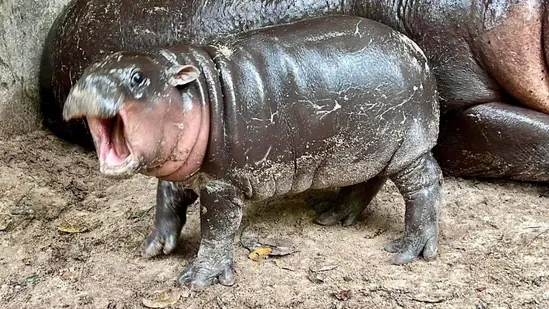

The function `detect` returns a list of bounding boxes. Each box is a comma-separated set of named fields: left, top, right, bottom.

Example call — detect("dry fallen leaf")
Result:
left=260, top=238, right=296, bottom=256
left=248, top=247, right=273, bottom=261
left=57, top=225, right=87, bottom=233
left=307, top=272, right=326, bottom=284
left=242, top=236, right=296, bottom=261
left=333, top=290, right=352, bottom=301
left=57, top=218, right=88, bottom=233
left=142, top=289, right=181, bottom=308
left=61, top=271, right=77, bottom=281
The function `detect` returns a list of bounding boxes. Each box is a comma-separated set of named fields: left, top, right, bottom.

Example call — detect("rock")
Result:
left=0, top=0, right=70, bottom=138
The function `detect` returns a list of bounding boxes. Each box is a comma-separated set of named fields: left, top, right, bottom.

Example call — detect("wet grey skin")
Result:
left=63, top=16, right=443, bottom=287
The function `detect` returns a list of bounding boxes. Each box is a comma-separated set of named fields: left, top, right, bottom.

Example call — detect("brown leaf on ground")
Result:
left=333, top=290, right=352, bottom=301
left=248, top=247, right=273, bottom=261
left=308, top=272, right=326, bottom=284
left=242, top=236, right=296, bottom=260
left=57, top=218, right=89, bottom=233
left=142, top=289, right=181, bottom=308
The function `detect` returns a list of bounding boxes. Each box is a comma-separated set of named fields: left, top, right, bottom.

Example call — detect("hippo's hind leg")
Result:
left=434, top=102, right=549, bottom=182
left=387, top=152, right=443, bottom=264
left=143, top=180, right=198, bottom=257
left=179, top=181, right=243, bottom=287
left=315, top=176, right=387, bottom=226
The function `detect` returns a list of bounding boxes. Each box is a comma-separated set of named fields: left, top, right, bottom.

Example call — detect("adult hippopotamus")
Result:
left=62, top=16, right=443, bottom=287
left=40, top=0, right=549, bottom=184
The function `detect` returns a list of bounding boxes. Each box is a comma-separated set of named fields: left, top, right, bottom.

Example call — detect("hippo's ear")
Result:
left=167, top=64, right=201, bottom=87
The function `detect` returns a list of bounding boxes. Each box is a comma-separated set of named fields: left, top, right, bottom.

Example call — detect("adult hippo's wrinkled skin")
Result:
left=40, top=0, right=549, bottom=183
left=62, top=16, right=443, bottom=287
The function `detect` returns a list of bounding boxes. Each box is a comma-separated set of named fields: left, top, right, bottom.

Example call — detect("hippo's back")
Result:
left=207, top=16, right=439, bottom=176
left=39, top=0, right=350, bottom=148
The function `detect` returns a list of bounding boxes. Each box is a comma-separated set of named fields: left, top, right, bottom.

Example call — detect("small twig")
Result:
left=369, top=287, right=409, bottom=295
left=526, top=228, right=549, bottom=247
left=134, top=227, right=147, bottom=239
left=144, top=205, right=155, bottom=215
left=410, top=296, right=447, bottom=304
left=395, top=298, right=406, bottom=308
left=14, top=184, right=36, bottom=208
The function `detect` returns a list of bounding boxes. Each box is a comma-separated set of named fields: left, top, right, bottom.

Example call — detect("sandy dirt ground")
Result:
left=0, top=129, right=548, bottom=309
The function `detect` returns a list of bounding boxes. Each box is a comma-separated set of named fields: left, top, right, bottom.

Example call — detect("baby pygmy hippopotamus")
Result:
left=63, top=15, right=443, bottom=287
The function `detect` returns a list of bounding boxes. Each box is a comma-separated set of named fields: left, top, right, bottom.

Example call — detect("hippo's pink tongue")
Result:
left=111, top=116, right=130, bottom=161
left=87, top=116, right=130, bottom=167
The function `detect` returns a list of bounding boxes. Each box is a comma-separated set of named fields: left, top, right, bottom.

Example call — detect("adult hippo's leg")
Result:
left=434, top=103, right=549, bottom=182
left=315, top=176, right=387, bottom=226
left=143, top=180, right=198, bottom=257
left=386, top=153, right=443, bottom=264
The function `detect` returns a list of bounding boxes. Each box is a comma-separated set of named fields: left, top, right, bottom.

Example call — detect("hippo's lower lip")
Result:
left=86, top=115, right=139, bottom=178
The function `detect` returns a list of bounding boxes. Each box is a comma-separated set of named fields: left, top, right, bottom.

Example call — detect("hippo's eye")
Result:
left=131, top=71, right=145, bottom=87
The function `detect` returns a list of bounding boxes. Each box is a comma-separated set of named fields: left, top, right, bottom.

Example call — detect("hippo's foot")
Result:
left=434, top=103, right=549, bottom=182
left=315, top=176, right=386, bottom=226
left=388, top=152, right=442, bottom=264
left=143, top=181, right=198, bottom=258
left=384, top=226, right=438, bottom=264
left=178, top=239, right=236, bottom=287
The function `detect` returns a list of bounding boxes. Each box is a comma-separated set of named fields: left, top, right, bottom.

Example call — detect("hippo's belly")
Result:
left=226, top=132, right=399, bottom=200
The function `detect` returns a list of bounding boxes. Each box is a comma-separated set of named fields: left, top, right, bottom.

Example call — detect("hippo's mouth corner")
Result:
left=86, top=115, right=139, bottom=178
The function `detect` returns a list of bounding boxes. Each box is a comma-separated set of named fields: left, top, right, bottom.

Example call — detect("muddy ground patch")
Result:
left=1, top=130, right=548, bottom=308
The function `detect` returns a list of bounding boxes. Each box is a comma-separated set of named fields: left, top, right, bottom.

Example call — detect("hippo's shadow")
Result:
left=243, top=188, right=403, bottom=233
left=170, top=187, right=405, bottom=260
left=169, top=205, right=204, bottom=261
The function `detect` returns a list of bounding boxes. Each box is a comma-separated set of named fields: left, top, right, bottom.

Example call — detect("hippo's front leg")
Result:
left=143, top=180, right=198, bottom=257
left=386, top=153, right=443, bottom=264
left=178, top=181, right=243, bottom=287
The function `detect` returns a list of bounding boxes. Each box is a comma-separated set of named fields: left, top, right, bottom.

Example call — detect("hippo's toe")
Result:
left=142, top=226, right=180, bottom=257
left=178, top=257, right=236, bottom=287
left=384, top=225, right=439, bottom=264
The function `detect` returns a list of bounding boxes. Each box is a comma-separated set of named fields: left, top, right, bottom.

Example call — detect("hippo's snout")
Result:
left=63, top=75, right=126, bottom=121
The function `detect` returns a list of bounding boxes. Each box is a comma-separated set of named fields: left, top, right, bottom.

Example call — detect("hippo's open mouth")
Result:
left=86, top=115, right=139, bottom=177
